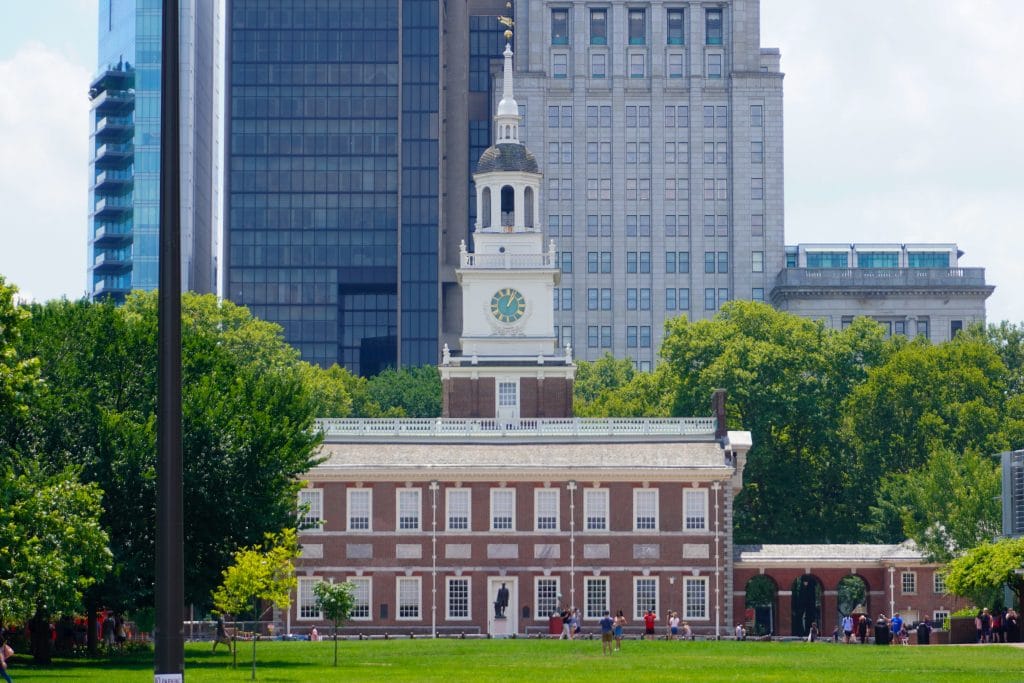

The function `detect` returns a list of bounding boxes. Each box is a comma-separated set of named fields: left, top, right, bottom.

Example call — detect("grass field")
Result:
left=3, top=639, right=1021, bottom=682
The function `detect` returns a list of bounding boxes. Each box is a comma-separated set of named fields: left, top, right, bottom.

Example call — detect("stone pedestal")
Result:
left=489, top=616, right=512, bottom=638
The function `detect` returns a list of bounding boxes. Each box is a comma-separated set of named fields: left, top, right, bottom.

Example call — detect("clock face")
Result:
left=490, top=287, right=527, bottom=323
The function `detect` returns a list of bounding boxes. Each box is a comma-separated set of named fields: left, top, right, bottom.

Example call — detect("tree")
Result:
left=312, top=580, right=355, bottom=667
left=365, top=366, right=442, bottom=417
left=574, top=354, right=670, bottom=417
left=0, top=276, right=39, bottom=463
left=212, top=529, right=299, bottom=679
left=944, top=537, right=1024, bottom=609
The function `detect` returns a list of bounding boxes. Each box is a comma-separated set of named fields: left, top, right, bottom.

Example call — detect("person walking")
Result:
left=212, top=614, right=233, bottom=653
left=841, top=614, right=854, bottom=643
left=600, top=612, right=615, bottom=655
left=0, top=638, right=13, bottom=683
left=613, top=611, right=626, bottom=651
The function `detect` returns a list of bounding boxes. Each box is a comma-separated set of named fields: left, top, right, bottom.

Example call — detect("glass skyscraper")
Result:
left=88, top=0, right=219, bottom=302
left=225, top=0, right=440, bottom=373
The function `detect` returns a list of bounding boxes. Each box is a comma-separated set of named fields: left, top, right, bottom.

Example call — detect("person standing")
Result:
left=806, top=622, right=819, bottom=642
left=841, top=614, right=854, bottom=643
left=600, top=612, right=615, bottom=655
left=668, top=612, right=680, bottom=640
left=889, top=613, right=903, bottom=645
left=874, top=614, right=889, bottom=646
left=643, top=609, right=657, bottom=640
left=613, top=611, right=626, bottom=651
left=559, top=607, right=572, bottom=640
left=916, top=620, right=932, bottom=645
left=857, top=615, right=868, bottom=644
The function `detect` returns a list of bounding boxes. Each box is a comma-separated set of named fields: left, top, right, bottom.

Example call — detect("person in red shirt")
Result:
left=643, top=609, right=657, bottom=640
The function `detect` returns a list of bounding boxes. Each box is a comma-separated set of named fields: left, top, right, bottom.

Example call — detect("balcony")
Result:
left=89, top=67, right=134, bottom=95
left=92, top=277, right=131, bottom=302
left=90, top=89, right=134, bottom=116
left=93, top=250, right=132, bottom=274
left=93, top=169, right=134, bottom=193
left=94, top=115, right=134, bottom=143
left=93, top=142, right=134, bottom=169
left=774, top=267, right=989, bottom=290
left=91, top=196, right=132, bottom=220
left=93, top=222, right=133, bottom=247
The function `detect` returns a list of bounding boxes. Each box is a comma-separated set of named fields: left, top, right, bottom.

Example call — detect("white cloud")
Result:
left=763, top=0, right=1024, bottom=323
left=0, top=42, right=91, bottom=302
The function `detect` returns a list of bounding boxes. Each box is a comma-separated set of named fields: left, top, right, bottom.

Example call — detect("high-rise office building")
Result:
left=88, top=0, right=220, bottom=302
left=499, top=0, right=783, bottom=368
left=225, top=0, right=442, bottom=373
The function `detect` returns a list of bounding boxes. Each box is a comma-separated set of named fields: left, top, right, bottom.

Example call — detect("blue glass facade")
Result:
left=226, top=0, right=441, bottom=374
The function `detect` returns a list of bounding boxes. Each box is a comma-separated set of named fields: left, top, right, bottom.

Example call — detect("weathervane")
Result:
left=498, top=1, right=514, bottom=42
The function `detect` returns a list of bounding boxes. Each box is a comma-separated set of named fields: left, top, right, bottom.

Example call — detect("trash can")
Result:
left=549, top=615, right=563, bottom=636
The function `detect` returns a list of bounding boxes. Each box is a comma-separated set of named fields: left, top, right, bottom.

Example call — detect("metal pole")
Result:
left=155, top=0, right=184, bottom=679
left=430, top=481, right=439, bottom=638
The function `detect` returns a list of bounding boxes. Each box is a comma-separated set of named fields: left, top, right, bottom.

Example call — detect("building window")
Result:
left=587, top=289, right=598, bottom=310
left=561, top=288, right=573, bottom=310
left=397, top=577, right=421, bottom=620
left=634, top=577, right=659, bottom=619
left=553, top=52, right=569, bottom=79
left=535, top=488, right=559, bottom=530
left=751, top=141, right=763, bottom=163
left=684, top=489, right=708, bottom=530
left=705, top=8, right=723, bottom=45
left=548, top=106, right=560, bottom=128
left=901, top=571, right=917, bottom=595
left=751, top=177, right=764, bottom=200
left=933, top=610, right=950, bottom=625
left=752, top=287, right=765, bottom=302
left=627, top=326, right=638, bottom=348
left=752, top=214, right=764, bottom=236
left=752, top=251, right=764, bottom=273
left=704, top=252, right=715, bottom=274
left=719, top=288, right=729, bottom=307
left=601, top=288, right=612, bottom=311
left=668, top=52, right=685, bottom=78
left=703, top=143, right=715, bottom=165
left=951, top=320, right=963, bottom=338
left=716, top=106, right=728, bottom=127
left=640, top=252, right=651, bottom=273
left=917, top=319, right=930, bottom=340
left=347, top=488, right=371, bottom=531
left=561, top=326, right=573, bottom=348
left=684, top=577, right=708, bottom=619
left=640, top=326, right=651, bottom=348
left=297, top=577, right=322, bottom=619
left=666, top=288, right=677, bottom=310
left=933, top=572, right=947, bottom=594
left=703, top=106, right=715, bottom=128
left=628, top=9, right=646, bottom=45
left=601, top=251, right=612, bottom=273
left=630, top=53, right=646, bottom=78
left=640, top=289, right=651, bottom=311
left=591, top=52, right=607, bottom=78
left=679, top=251, right=690, bottom=273
left=588, top=326, right=599, bottom=348
left=397, top=489, right=421, bottom=531
left=707, top=53, right=722, bottom=79
left=717, top=142, right=728, bottom=164
left=908, top=251, right=951, bottom=268
left=665, top=252, right=677, bottom=274
left=751, top=104, right=763, bottom=127
left=627, top=252, right=638, bottom=274
left=350, top=578, right=371, bottom=619
left=585, top=577, right=610, bottom=620
left=446, top=578, right=470, bottom=620
left=634, top=489, right=658, bottom=531
left=679, top=288, right=690, bottom=310
left=806, top=251, right=848, bottom=268
left=561, top=251, right=572, bottom=273
left=667, top=9, right=685, bottom=45
left=627, top=289, right=638, bottom=311
left=298, top=488, right=323, bottom=529
left=590, top=9, right=607, bottom=44
left=601, top=326, right=611, bottom=348
left=446, top=488, right=470, bottom=531
left=552, top=8, right=569, bottom=45
left=718, top=251, right=729, bottom=273
left=491, top=488, right=516, bottom=531
left=587, top=252, right=599, bottom=274
left=584, top=488, right=609, bottom=531
left=857, top=251, right=898, bottom=268
left=537, top=578, right=560, bottom=619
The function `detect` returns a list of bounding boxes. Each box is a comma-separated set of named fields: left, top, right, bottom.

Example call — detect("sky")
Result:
left=0, top=1, right=1022, bottom=322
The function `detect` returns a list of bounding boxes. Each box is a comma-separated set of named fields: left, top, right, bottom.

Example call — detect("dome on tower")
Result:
left=475, top=143, right=539, bottom=175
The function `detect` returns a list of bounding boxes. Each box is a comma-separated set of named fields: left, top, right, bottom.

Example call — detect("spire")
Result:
left=494, top=8, right=520, bottom=145
left=496, top=41, right=517, bottom=119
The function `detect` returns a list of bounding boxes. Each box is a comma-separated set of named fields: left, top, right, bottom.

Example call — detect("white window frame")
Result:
left=633, top=576, right=659, bottom=619
left=633, top=488, right=659, bottom=532
left=901, top=571, right=917, bottom=595
left=584, top=576, right=610, bottom=620
left=535, top=577, right=561, bottom=620
left=396, top=576, right=422, bottom=621
left=933, top=610, right=949, bottom=624
left=347, top=488, right=372, bottom=532
left=446, top=577, right=471, bottom=621
left=298, top=488, right=323, bottom=530
left=684, top=577, right=709, bottom=620
left=684, top=488, right=708, bottom=531
left=552, top=51, right=569, bottom=79
left=933, top=572, right=947, bottom=594
left=349, top=577, right=372, bottom=620
left=396, top=488, right=422, bottom=532
left=668, top=51, right=685, bottom=78
left=445, top=487, right=471, bottom=532
left=490, top=488, right=516, bottom=532
left=583, top=488, right=609, bottom=531
left=535, top=488, right=560, bottom=531
left=297, top=577, right=322, bottom=620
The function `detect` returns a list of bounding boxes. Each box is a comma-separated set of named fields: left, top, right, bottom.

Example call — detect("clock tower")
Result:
left=441, top=33, right=575, bottom=420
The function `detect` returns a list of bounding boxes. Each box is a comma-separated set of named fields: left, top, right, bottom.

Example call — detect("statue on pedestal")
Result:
left=494, top=582, right=509, bottom=618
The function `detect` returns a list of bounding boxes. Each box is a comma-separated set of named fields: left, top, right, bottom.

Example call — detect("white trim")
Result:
left=297, top=576, right=322, bottom=620
left=633, top=576, right=659, bottom=620
left=445, top=487, right=472, bottom=532
left=683, top=488, right=708, bottom=531
left=633, top=488, right=659, bottom=532
left=583, top=488, right=609, bottom=532
left=348, top=576, right=372, bottom=621
left=901, top=570, right=917, bottom=595
left=298, top=487, right=323, bottom=530
left=584, top=576, right=610, bottom=620
left=396, top=488, right=422, bottom=532
left=932, top=571, right=947, bottom=594
left=396, top=576, right=422, bottom=621
left=490, top=488, right=517, bottom=532
left=347, top=488, right=372, bottom=532
left=534, top=488, right=560, bottom=531
left=683, top=576, right=709, bottom=621
left=446, top=576, right=472, bottom=621
left=534, top=576, right=561, bottom=621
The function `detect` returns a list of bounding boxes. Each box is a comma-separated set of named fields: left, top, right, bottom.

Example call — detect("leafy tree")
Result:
left=0, top=276, right=40, bottom=462
left=312, top=580, right=355, bottom=666
left=944, top=537, right=1024, bottom=609
left=365, top=365, right=441, bottom=417
left=212, top=529, right=299, bottom=679
left=574, top=354, right=670, bottom=417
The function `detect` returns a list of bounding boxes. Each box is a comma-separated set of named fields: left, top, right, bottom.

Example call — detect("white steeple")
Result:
left=494, top=40, right=520, bottom=144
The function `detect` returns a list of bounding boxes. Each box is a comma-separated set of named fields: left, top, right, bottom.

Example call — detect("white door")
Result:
left=496, top=380, right=519, bottom=423
left=487, top=577, right=517, bottom=635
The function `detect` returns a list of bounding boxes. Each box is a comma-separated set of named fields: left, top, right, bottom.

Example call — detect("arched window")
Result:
left=500, top=185, right=515, bottom=227
left=523, top=187, right=534, bottom=228
left=481, top=187, right=492, bottom=228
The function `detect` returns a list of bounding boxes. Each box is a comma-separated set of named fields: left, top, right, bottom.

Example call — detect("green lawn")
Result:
left=4, top=639, right=1021, bottom=682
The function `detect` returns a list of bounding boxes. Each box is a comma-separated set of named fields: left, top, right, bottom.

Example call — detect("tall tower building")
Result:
left=507, top=0, right=784, bottom=368
left=88, top=0, right=221, bottom=302
left=224, top=0, right=442, bottom=373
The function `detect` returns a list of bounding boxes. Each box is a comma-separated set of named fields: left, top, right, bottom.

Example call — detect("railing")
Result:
left=775, top=267, right=988, bottom=288
left=316, top=417, right=717, bottom=439
left=460, top=252, right=555, bottom=269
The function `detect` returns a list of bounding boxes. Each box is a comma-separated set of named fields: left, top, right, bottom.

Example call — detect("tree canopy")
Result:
left=945, top=537, right=1024, bottom=609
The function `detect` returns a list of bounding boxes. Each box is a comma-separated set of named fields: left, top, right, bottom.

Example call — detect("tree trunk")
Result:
left=29, top=606, right=52, bottom=665
left=85, top=595, right=99, bottom=656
